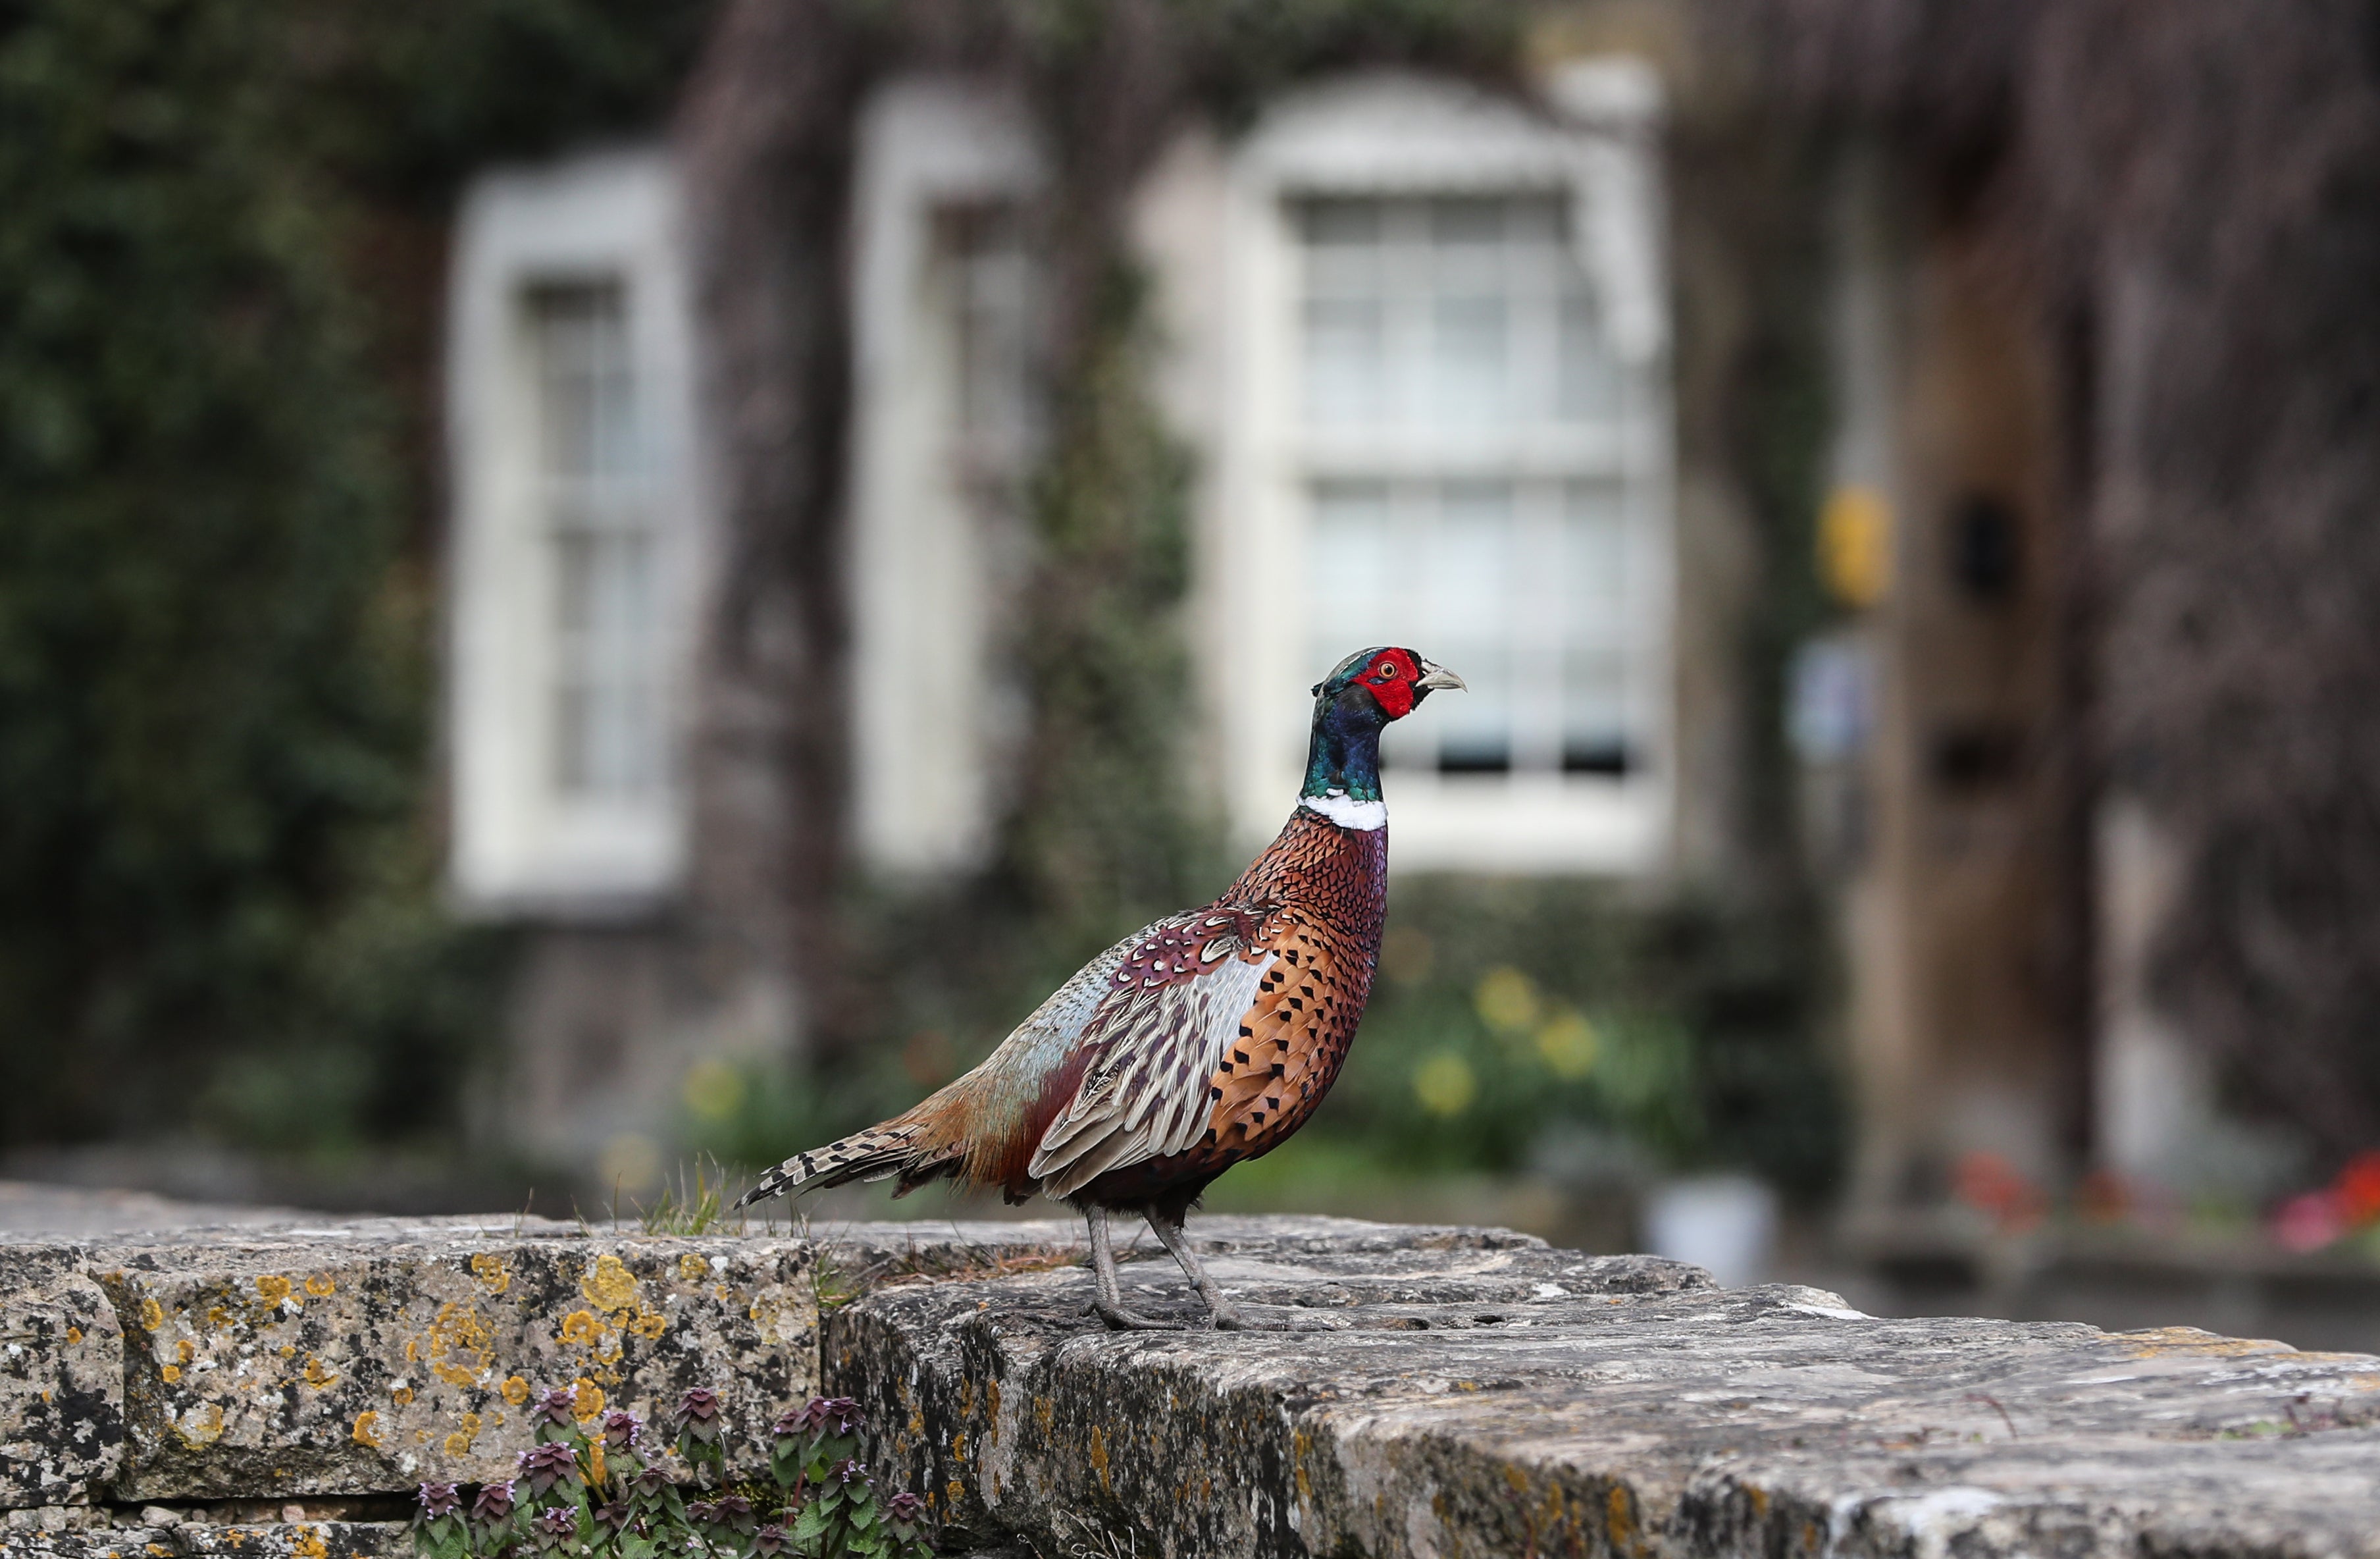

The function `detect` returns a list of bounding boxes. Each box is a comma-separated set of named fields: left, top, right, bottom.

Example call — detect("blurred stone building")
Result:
left=436, top=0, right=2380, bottom=1228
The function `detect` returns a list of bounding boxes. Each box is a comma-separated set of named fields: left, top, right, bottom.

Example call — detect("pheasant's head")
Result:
left=1310, top=646, right=1466, bottom=722
left=1301, top=647, right=1464, bottom=824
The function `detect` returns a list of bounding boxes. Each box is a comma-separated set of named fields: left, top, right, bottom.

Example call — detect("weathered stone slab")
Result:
left=830, top=1237, right=2380, bottom=1558
left=83, top=1231, right=817, bottom=1502
left=1, top=1250, right=126, bottom=1508
left=0, top=1510, right=405, bottom=1558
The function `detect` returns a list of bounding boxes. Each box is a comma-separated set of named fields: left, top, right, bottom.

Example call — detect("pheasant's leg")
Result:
left=1085, top=1205, right=1185, bottom=1331
left=1147, top=1211, right=1345, bottom=1332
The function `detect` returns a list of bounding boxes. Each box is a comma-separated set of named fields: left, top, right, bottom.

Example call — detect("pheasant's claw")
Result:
left=1090, top=1300, right=1191, bottom=1332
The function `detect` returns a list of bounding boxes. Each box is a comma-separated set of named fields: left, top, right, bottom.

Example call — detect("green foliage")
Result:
left=413, top=1387, right=930, bottom=1559
left=0, top=0, right=712, bottom=1149
left=1297, top=878, right=1844, bottom=1198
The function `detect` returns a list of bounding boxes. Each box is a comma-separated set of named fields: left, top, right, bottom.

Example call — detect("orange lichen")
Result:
left=392, top=1385, right=414, bottom=1406
left=628, top=1306, right=668, bottom=1340
left=139, top=1298, right=164, bottom=1332
left=427, top=1303, right=494, bottom=1387
left=161, top=1365, right=182, bottom=1385
left=255, top=1275, right=293, bottom=1306
left=679, top=1254, right=710, bottom=1282
left=177, top=1339, right=194, bottom=1363
left=444, top=1412, right=484, bottom=1458
left=582, top=1254, right=638, bottom=1311
left=305, top=1275, right=336, bottom=1298
left=471, top=1254, right=511, bottom=1295
left=572, top=1378, right=606, bottom=1421
left=351, top=1410, right=383, bottom=1448
left=560, top=1310, right=599, bottom=1346
left=293, top=1527, right=328, bottom=1559
left=502, top=1375, right=531, bottom=1405
left=65, top=1326, right=82, bottom=1345
left=1089, top=1427, right=1109, bottom=1491
left=303, top=1356, right=338, bottom=1388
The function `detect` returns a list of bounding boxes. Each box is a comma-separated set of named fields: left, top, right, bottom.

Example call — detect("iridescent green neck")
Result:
left=1301, top=688, right=1386, bottom=805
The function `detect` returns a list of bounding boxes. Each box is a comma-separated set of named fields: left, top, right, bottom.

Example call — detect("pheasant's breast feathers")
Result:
left=1018, top=809, right=1387, bottom=1202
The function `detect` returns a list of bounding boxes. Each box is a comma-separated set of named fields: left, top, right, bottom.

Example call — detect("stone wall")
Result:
left=5, top=1190, right=2379, bottom=1557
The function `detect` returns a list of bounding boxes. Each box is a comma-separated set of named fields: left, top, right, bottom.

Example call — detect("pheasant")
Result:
left=736, top=646, right=1464, bottom=1329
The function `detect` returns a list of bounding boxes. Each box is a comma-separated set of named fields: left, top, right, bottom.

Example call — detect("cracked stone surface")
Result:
left=9, top=1188, right=2380, bottom=1558
left=829, top=1231, right=2380, bottom=1559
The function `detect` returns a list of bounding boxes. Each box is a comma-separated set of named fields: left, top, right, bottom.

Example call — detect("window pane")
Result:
left=1304, top=298, right=1386, bottom=425
left=1426, top=482, right=1514, bottom=773
left=530, top=279, right=660, bottom=801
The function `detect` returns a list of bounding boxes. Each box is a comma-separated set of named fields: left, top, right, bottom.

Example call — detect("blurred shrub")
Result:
left=0, top=0, right=709, bottom=1149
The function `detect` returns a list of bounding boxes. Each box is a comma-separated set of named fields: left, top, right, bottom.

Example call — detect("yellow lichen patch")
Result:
left=628, top=1305, right=669, bottom=1340
left=293, top=1526, right=328, bottom=1559
left=255, top=1275, right=293, bottom=1306
left=392, top=1385, right=414, bottom=1406
left=747, top=1290, right=808, bottom=1347
left=303, top=1356, right=338, bottom=1388
left=1089, top=1427, right=1109, bottom=1491
left=281, top=1345, right=297, bottom=1360
left=572, top=1378, right=606, bottom=1421
left=444, top=1411, right=484, bottom=1459
left=502, top=1375, right=531, bottom=1405
left=305, top=1275, right=336, bottom=1298
left=560, top=1310, right=600, bottom=1346
left=139, top=1298, right=165, bottom=1332
left=2113, top=1327, right=2292, bottom=1360
left=588, top=1441, right=608, bottom=1485
left=1747, top=1485, right=1770, bottom=1519
left=161, top=1365, right=182, bottom=1385
left=952, top=1431, right=968, bottom=1463
left=351, top=1410, right=383, bottom=1448
left=65, top=1326, right=82, bottom=1345
left=946, top=1480, right=966, bottom=1507
left=582, top=1254, right=639, bottom=1312
left=177, top=1339, right=194, bottom=1363
left=471, top=1253, right=511, bottom=1295
left=207, top=1306, right=231, bottom=1328
left=1606, top=1486, right=1636, bottom=1551
left=174, top=1403, right=226, bottom=1449
left=679, top=1254, right=710, bottom=1282
left=427, top=1302, right=494, bottom=1387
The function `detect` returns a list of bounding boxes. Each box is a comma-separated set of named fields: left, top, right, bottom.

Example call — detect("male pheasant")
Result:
left=736, top=646, right=1464, bottom=1329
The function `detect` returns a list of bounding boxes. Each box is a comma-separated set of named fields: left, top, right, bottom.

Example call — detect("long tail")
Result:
left=733, top=1103, right=968, bottom=1209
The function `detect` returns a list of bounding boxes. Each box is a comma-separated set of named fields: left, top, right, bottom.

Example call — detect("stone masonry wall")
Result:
left=5, top=1189, right=2380, bottom=1558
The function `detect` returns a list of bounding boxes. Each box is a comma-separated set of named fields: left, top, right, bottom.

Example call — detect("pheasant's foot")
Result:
left=1089, top=1299, right=1191, bottom=1332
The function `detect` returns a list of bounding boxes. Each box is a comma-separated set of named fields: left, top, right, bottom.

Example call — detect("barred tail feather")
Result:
left=733, top=1114, right=968, bottom=1207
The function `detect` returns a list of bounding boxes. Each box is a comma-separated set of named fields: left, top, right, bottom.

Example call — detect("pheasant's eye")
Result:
left=1374, top=664, right=1398, bottom=679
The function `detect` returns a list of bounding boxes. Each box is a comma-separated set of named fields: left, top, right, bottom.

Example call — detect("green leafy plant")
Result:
left=411, top=1387, right=930, bottom=1559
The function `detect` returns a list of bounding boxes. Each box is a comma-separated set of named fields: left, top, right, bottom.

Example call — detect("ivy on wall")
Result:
left=0, top=0, right=715, bottom=1149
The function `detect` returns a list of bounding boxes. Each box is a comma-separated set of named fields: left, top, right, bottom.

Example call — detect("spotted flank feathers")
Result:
left=735, top=646, right=1455, bottom=1218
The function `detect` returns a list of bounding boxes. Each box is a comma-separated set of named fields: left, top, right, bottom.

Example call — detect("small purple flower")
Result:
left=470, top=1480, right=517, bottom=1523
left=672, top=1386, right=725, bottom=1444
left=516, top=1439, right=582, bottom=1495
left=831, top=1457, right=866, bottom=1485
left=416, top=1481, right=462, bottom=1519
left=532, top=1386, right=581, bottom=1428
left=531, top=1505, right=581, bottom=1550
left=885, top=1491, right=927, bottom=1523
left=600, top=1408, right=643, bottom=1450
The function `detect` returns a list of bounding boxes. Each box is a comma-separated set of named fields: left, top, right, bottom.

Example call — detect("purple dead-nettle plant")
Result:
left=469, top=1481, right=517, bottom=1523
left=517, top=1439, right=582, bottom=1496
left=532, top=1387, right=581, bottom=1433
left=752, top=1523, right=789, bottom=1556
left=416, top=1482, right=461, bottom=1519
left=600, top=1408, right=644, bottom=1450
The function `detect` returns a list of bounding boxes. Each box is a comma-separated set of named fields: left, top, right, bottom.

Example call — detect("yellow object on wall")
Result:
left=1819, top=485, right=1893, bottom=608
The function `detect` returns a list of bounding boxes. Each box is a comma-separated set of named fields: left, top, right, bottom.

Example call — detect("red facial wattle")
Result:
left=1360, top=648, right=1424, bottom=719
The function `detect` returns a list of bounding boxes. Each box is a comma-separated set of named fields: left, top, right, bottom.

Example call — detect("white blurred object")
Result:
left=1644, top=1174, right=1778, bottom=1288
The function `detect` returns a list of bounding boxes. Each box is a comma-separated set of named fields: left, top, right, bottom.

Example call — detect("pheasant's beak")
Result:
left=1415, top=660, right=1467, bottom=695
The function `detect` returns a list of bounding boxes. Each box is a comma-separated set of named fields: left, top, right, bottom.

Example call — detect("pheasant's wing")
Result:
left=1027, top=907, right=1275, bottom=1199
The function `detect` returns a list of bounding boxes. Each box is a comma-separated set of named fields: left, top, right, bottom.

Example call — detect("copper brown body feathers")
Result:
left=734, top=806, right=1386, bottom=1215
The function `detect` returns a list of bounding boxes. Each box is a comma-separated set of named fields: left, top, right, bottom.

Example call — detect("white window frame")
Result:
left=846, top=78, right=1042, bottom=874
left=446, top=147, right=704, bottom=912
left=1209, top=65, right=1675, bottom=873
